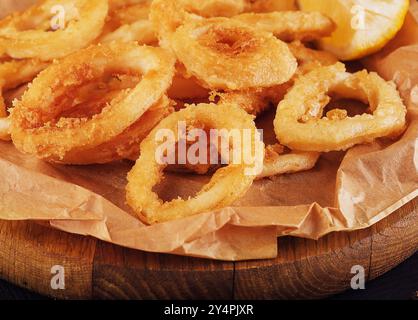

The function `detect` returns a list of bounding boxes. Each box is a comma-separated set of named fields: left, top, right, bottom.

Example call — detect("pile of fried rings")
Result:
left=0, top=0, right=408, bottom=224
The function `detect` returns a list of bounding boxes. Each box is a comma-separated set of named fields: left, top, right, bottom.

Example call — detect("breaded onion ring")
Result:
left=233, top=11, right=336, bottom=42
left=10, top=42, right=176, bottom=163
left=171, top=18, right=297, bottom=90
left=275, top=63, right=408, bottom=152
left=257, top=144, right=320, bottom=179
left=0, top=0, right=108, bottom=61
left=126, top=103, right=264, bottom=224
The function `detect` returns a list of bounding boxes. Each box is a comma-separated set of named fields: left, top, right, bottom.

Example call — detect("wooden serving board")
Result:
left=0, top=198, right=416, bottom=300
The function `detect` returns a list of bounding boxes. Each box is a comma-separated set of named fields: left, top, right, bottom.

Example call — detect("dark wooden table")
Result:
left=0, top=252, right=416, bottom=300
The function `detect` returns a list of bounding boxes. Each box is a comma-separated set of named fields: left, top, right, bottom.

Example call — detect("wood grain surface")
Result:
left=0, top=198, right=416, bottom=300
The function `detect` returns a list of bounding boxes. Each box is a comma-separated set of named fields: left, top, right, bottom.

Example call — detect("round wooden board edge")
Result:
left=0, top=198, right=416, bottom=299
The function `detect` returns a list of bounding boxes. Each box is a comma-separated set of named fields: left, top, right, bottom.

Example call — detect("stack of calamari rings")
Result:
left=0, top=0, right=407, bottom=224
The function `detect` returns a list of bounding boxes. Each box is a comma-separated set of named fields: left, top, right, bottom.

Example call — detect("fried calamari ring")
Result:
left=216, top=89, right=272, bottom=116
left=98, top=2, right=157, bottom=45
left=244, top=0, right=297, bottom=12
left=172, top=18, right=297, bottom=90
left=150, top=0, right=246, bottom=48
left=214, top=42, right=330, bottom=178
left=149, top=0, right=185, bottom=48
left=217, top=87, right=321, bottom=178
left=99, top=20, right=157, bottom=44
left=101, top=1, right=151, bottom=34
left=0, top=59, right=49, bottom=116
left=47, top=75, right=173, bottom=164
left=126, top=103, right=264, bottom=224
left=56, top=96, right=174, bottom=164
left=215, top=86, right=287, bottom=115
left=0, top=0, right=108, bottom=61
left=257, top=144, right=320, bottom=179
left=0, top=58, right=49, bottom=141
left=233, top=11, right=336, bottom=42
left=275, top=63, right=407, bottom=152
left=11, top=42, right=176, bottom=163
left=214, top=42, right=337, bottom=116
left=288, top=41, right=338, bottom=68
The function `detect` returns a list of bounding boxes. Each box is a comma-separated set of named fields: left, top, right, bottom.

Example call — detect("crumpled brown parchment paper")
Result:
left=0, top=1, right=417, bottom=261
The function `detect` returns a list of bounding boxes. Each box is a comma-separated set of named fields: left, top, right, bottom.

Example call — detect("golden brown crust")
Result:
left=0, top=0, right=109, bottom=60
left=126, top=103, right=264, bottom=224
left=11, top=42, right=176, bottom=163
left=275, top=63, right=407, bottom=152
left=233, top=11, right=336, bottom=42
left=172, top=18, right=297, bottom=90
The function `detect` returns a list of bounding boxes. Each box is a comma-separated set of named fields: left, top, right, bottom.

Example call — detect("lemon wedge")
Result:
left=298, top=0, right=409, bottom=60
